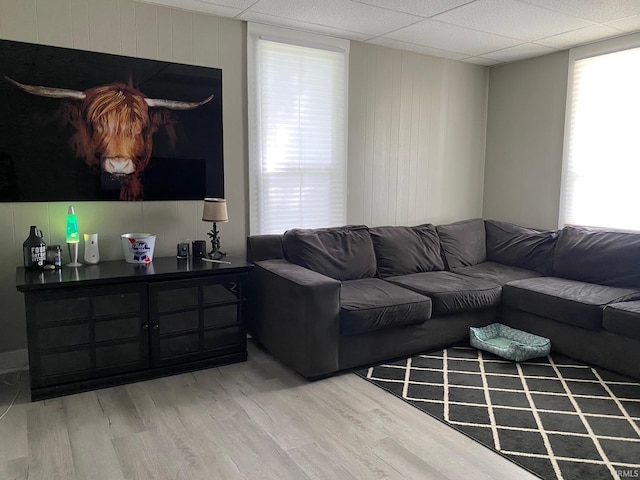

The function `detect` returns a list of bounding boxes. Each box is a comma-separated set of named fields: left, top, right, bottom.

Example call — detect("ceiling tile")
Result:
left=239, top=11, right=371, bottom=41
left=350, top=0, right=475, bottom=18
left=433, top=0, right=592, bottom=42
left=197, top=0, right=256, bottom=8
left=463, top=56, right=503, bottom=66
left=135, top=0, right=243, bottom=16
left=145, top=0, right=640, bottom=66
left=537, top=24, right=625, bottom=49
left=386, top=19, right=522, bottom=56
left=366, top=37, right=468, bottom=60
left=481, top=42, right=556, bottom=62
left=606, top=14, right=640, bottom=32
left=247, top=0, right=422, bottom=36
left=520, top=0, right=640, bottom=24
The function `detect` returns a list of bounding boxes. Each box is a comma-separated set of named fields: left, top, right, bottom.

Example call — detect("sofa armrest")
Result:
left=248, top=259, right=341, bottom=378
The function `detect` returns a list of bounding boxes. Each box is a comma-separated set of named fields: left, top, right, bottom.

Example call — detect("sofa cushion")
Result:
left=340, top=279, right=432, bottom=335
left=369, top=224, right=445, bottom=278
left=553, top=226, right=640, bottom=289
left=503, top=277, right=640, bottom=330
left=453, top=261, right=542, bottom=286
left=385, top=271, right=501, bottom=315
left=436, top=219, right=486, bottom=269
left=247, top=234, right=283, bottom=262
left=485, top=220, right=557, bottom=275
left=603, top=301, right=640, bottom=341
left=283, top=225, right=377, bottom=281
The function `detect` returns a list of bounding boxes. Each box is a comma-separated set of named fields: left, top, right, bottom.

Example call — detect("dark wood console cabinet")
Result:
left=16, top=257, right=252, bottom=401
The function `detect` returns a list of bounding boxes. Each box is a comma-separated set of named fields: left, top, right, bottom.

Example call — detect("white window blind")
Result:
left=248, top=25, right=348, bottom=235
left=561, top=44, right=640, bottom=230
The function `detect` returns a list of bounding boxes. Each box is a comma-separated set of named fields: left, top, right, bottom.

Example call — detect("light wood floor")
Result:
left=0, top=342, right=538, bottom=480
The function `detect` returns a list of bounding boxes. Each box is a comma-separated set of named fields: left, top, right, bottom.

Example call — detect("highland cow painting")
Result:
left=0, top=39, right=223, bottom=201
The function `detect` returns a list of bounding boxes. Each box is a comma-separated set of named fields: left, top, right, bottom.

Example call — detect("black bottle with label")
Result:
left=23, top=226, right=47, bottom=269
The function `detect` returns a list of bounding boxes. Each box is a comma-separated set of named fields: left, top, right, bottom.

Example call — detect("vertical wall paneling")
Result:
left=387, top=52, right=402, bottom=226
left=346, top=42, right=367, bottom=223
left=170, top=9, right=192, bottom=64
left=371, top=47, right=393, bottom=227
left=88, top=0, right=121, bottom=54
left=134, top=2, right=158, bottom=60
left=362, top=46, right=376, bottom=224
left=428, top=60, right=449, bottom=223
left=176, top=200, right=199, bottom=244
left=142, top=202, right=179, bottom=256
left=0, top=0, right=38, bottom=42
left=156, top=6, right=172, bottom=61
left=347, top=42, right=488, bottom=227
left=408, top=54, right=421, bottom=223
left=444, top=62, right=485, bottom=220
left=71, top=0, right=90, bottom=50
left=193, top=13, right=219, bottom=67
left=395, top=51, right=414, bottom=227
left=35, top=0, right=73, bottom=47
left=483, top=52, right=568, bottom=229
left=119, top=0, right=137, bottom=57
left=215, top=18, right=247, bottom=252
left=414, top=57, right=432, bottom=223
left=0, top=203, right=21, bottom=350
left=0, top=204, right=15, bottom=266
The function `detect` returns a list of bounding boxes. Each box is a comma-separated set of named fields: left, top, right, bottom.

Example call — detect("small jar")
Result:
left=46, top=245, right=62, bottom=268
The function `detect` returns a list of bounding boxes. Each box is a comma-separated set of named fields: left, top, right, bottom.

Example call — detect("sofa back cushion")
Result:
left=246, top=234, right=284, bottom=263
left=553, top=226, right=640, bottom=289
left=369, top=224, right=445, bottom=277
left=436, top=218, right=486, bottom=269
left=282, top=225, right=377, bottom=281
left=485, top=220, right=557, bottom=275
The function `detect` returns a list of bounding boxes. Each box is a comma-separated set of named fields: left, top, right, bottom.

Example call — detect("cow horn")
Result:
left=145, top=94, right=213, bottom=110
left=5, top=76, right=86, bottom=100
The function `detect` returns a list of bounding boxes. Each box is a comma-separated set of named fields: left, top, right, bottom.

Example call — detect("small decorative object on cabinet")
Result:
left=121, top=233, right=156, bottom=264
left=23, top=226, right=46, bottom=269
left=15, top=256, right=252, bottom=401
left=83, top=233, right=100, bottom=264
left=66, top=206, right=82, bottom=267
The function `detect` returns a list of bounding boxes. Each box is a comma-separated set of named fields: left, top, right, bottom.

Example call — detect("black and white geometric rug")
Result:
left=356, top=347, right=640, bottom=480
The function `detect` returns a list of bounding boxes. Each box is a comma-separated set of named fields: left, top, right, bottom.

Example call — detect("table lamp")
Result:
left=202, top=198, right=228, bottom=259
left=66, top=206, right=82, bottom=267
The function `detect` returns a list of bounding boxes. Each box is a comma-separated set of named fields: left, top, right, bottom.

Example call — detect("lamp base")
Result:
left=207, top=222, right=226, bottom=260
left=67, top=242, right=83, bottom=267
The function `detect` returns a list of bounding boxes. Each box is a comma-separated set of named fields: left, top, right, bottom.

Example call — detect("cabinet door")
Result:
left=148, top=274, right=246, bottom=367
left=26, top=284, right=149, bottom=389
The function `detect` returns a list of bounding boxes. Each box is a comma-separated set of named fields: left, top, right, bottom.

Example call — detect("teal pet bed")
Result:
left=470, top=323, right=551, bottom=362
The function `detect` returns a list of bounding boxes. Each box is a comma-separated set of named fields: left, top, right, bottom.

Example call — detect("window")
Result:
left=248, top=24, right=349, bottom=235
left=560, top=36, right=640, bottom=230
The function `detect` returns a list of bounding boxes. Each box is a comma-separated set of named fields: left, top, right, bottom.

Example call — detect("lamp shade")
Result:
left=202, top=198, right=228, bottom=222
left=66, top=206, right=80, bottom=243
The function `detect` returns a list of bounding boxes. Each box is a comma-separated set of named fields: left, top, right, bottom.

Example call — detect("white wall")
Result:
left=0, top=1, right=491, bottom=359
left=347, top=42, right=489, bottom=227
left=483, top=51, right=569, bottom=230
left=0, top=0, right=247, bottom=356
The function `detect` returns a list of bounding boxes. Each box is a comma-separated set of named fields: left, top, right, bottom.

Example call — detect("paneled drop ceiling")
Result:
left=136, top=0, right=640, bottom=65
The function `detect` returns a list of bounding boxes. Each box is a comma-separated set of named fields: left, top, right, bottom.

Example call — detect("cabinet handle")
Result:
left=142, top=323, right=149, bottom=329
left=152, top=324, right=159, bottom=330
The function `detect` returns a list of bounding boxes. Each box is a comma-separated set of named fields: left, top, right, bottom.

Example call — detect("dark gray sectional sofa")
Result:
left=246, top=219, right=640, bottom=380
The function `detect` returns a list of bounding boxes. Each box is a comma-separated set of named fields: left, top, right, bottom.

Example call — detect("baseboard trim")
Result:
left=0, top=348, right=28, bottom=374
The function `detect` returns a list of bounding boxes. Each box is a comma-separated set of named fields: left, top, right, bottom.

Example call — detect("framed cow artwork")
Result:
left=0, top=39, right=223, bottom=201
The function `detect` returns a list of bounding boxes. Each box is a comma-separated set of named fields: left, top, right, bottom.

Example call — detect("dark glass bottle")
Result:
left=23, top=226, right=47, bottom=269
